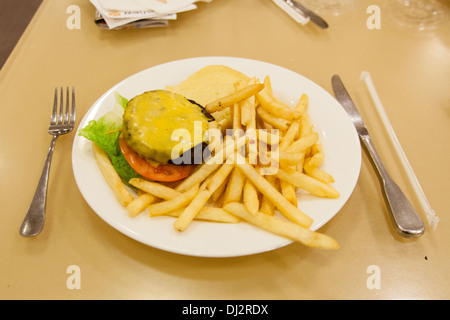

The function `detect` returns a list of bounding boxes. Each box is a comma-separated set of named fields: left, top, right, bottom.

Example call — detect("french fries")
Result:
left=127, top=193, right=155, bottom=217
left=276, top=167, right=340, bottom=199
left=256, top=89, right=301, bottom=121
left=224, top=202, right=339, bottom=250
left=243, top=179, right=259, bottom=214
left=93, top=72, right=341, bottom=250
left=166, top=207, right=241, bottom=224
left=129, top=178, right=181, bottom=200
left=259, top=174, right=278, bottom=216
left=222, top=166, right=245, bottom=204
left=173, top=163, right=234, bottom=231
left=205, top=83, right=264, bottom=113
left=285, top=132, right=319, bottom=153
left=148, top=183, right=199, bottom=216
left=236, top=160, right=313, bottom=228
left=256, top=107, right=290, bottom=131
left=92, top=143, right=134, bottom=207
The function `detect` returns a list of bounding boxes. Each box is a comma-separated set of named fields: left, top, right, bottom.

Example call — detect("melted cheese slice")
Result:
left=122, top=90, right=209, bottom=164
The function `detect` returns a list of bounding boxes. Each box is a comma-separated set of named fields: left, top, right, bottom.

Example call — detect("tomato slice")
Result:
left=119, top=137, right=195, bottom=182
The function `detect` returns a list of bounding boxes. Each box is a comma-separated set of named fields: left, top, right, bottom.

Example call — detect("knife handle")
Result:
left=360, top=134, right=425, bottom=238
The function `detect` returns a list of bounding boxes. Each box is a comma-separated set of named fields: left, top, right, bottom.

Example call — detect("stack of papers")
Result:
left=91, top=0, right=212, bottom=29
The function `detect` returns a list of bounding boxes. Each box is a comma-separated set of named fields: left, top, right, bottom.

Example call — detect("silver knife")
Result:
left=284, top=0, right=329, bottom=29
left=332, top=75, right=425, bottom=238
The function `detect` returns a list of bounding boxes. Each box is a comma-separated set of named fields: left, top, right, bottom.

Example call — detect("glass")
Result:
left=384, top=0, right=448, bottom=30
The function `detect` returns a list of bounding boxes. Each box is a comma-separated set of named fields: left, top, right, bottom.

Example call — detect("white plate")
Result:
left=72, top=57, right=361, bottom=257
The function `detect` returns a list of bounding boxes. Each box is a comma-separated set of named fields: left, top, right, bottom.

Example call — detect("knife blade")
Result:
left=284, top=0, right=329, bottom=29
left=332, top=74, right=425, bottom=238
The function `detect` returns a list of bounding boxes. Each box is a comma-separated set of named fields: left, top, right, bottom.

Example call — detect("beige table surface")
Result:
left=1, top=0, right=449, bottom=300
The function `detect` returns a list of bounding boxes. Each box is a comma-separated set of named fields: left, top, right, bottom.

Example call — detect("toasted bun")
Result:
left=168, top=65, right=250, bottom=107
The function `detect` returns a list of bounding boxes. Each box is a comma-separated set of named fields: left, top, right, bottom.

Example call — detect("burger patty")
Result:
left=122, top=90, right=211, bottom=165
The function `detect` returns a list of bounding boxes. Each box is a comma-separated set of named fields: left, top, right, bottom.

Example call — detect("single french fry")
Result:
left=175, top=163, right=221, bottom=193
left=205, top=83, right=264, bottom=113
left=256, top=107, right=290, bottom=131
left=299, top=112, right=312, bottom=138
left=211, top=173, right=230, bottom=202
left=280, top=180, right=297, bottom=206
left=256, top=89, right=301, bottom=121
left=245, top=128, right=258, bottom=165
left=295, top=94, right=309, bottom=113
left=240, top=97, right=251, bottom=128
left=276, top=167, right=340, bottom=198
left=224, top=202, right=339, bottom=250
left=303, top=156, right=335, bottom=185
left=236, top=159, right=313, bottom=228
left=92, top=143, right=134, bottom=207
left=232, top=102, right=242, bottom=131
left=240, top=78, right=258, bottom=130
left=173, top=189, right=211, bottom=231
left=243, top=179, right=259, bottom=214
left=166, top=207, right=241, bottom=223
left=274, top=151, right=305, bottom=166
left=263, top=75, right=273, bottom=96
left=148, top=183, right=199, bottom=216
left=204, top=164, right=234, bottom=196
left=259, top=175, right=278, bottom=216
left=127, top=193, right=156, bottom=217
left=309, top=142, right=324, bottom=160
left=243, top=97, right=257, bottom=130
left=307, top=149, right=325, bottom=167
left=279, top=121, right=301, bottom=151
left=129, top=178, right=181, bottom=200
left=223, top=166, right=246, bottom=204
left=285, top=132, right=319, bottom=154
left=304, top=166, right=335, bottom=185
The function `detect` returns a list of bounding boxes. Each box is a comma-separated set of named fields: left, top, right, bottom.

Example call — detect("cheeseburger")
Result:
left=119, top=90, right=213, bottom=182
left=80, top=65, right=250, bottom=184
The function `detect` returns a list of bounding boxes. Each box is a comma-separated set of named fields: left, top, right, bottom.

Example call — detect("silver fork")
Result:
left=20, top=87, right=76, bottom=237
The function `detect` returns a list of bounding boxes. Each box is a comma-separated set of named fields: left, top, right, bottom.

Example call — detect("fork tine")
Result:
left=50, top=87, right=58, bottom=125
left=70, top=86, right=76, bottom=125
left=58, top=87, right=64, bottom=124
left=48, top=86, right=75, bottom=132
left=64, top=87, right=70, bottom=124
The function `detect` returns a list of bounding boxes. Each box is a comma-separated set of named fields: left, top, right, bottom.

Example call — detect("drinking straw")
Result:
left=360, top=71, right=439, bottom=230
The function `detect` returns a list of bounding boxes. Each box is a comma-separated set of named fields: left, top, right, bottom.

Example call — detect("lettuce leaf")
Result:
left=78, top=93, right=140, bottom=185
left=115, top=91, right=129, bottom=109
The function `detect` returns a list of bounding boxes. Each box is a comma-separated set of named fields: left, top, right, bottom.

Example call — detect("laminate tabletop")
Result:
left=1, top=0, right=449, bottom=301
